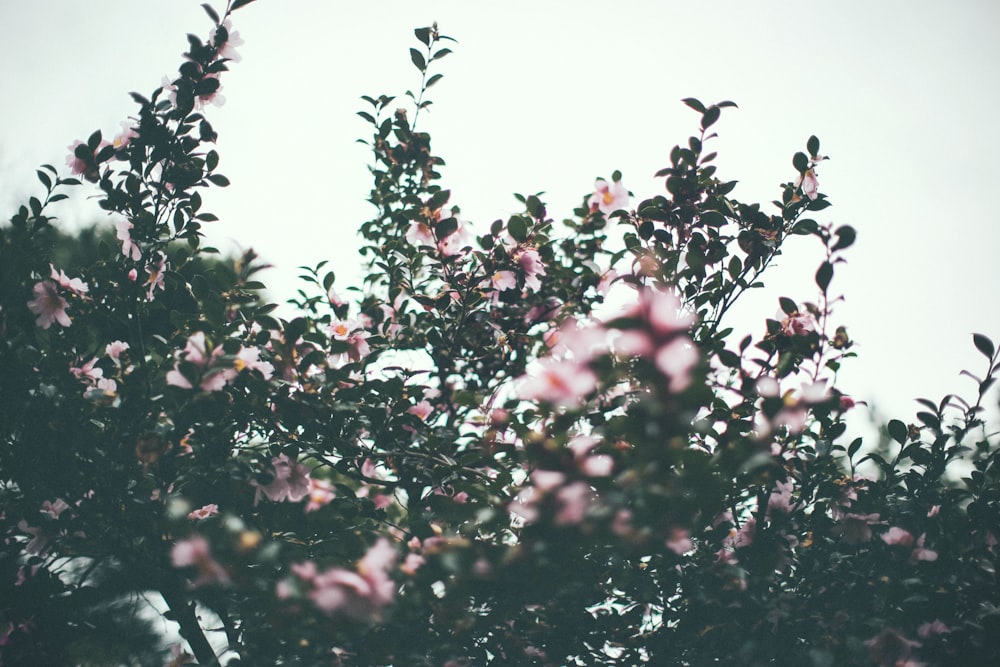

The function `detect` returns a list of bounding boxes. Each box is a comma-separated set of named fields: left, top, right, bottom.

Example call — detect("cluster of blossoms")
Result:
left=251, top=454, right=335, bottom=513
left=277, top=539, right=397, bottom=620
left=165, top=331, right=273, bottom=391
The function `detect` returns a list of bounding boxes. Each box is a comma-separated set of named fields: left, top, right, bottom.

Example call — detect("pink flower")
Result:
left=767, top=479, right=796, bottom=515
left=839, top=395, right=856, bottom=411
left=309, top=538, right=397, bottom=620
left=187, top=504, right=219, bottom=521
left=514, top=247, right=546, bottom=291
left=666, top=527, right=694, bottom=556
left=171, top=534, right=230, bottom=587
left=518, top=357, right=597, bottom=407
left=437, top=219, right=471, bottom=257
left=145, top=253, right=167, bottom=299
left=305, top=478, right=336, bottom=512
left=106, top=340, right=130, bottom=359
left=234, top=346, right=275, bottom=380
left=27, top=280, right=71, bottom=329
left=254, top=454, right=312, bottom=504
left=210, top=18, right=243, bottom=62
left=115, top=219, right=142, bottom=261
left=588, top=178, right=629, bottom=215
left=554, top=482, right=593, bottom=525
left=654, top=336, right=699, bottom=392
left=112, top=121, right=137, bottom=151
left=407, top=400, right=434, bottom=421
left=65, top=140, right=91, bottom=177
left=910, top=533, right=937, bottom=563
left=49, top=265, right=88, bottom=295
left=70, top=357, right=104, bottom=383
left=40, top=498, right=70, bottom=519
left=916, top=620, right=950, bottom=638
left=834, top=512, right=882, bottom=544
left=795, top=168, right=820, bottom=201
left=780, top=310, right=816, bottom=336
left=486, top=270, right=517, bottom=293
left=881, top=526, right=915, bottom=548
left=864, top=628, right=921, bottom=667
left=17, top=520, right=52, bottom=555
left=405, top=221, right=436, bottom=246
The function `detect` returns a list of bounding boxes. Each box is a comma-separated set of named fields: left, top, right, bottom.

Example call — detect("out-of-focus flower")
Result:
left=554, top=482, right=593, bottom=525
left=767, top=479, right=796, bottom=515
left=49, top=265, right=88, bottom=295
left=40, top=498, right=70, bottom=519
left=187, top=504, right=219, bottom=521
left=917, top=620, right=950, bottom=638
left=779, top=310, right=816, bottom=336
left=655, top=337, right=699, bottom=392
left=834, top=512, right=882, bottom=544
left=518, top=356, right=597, bottom=408
left=112, top=121, right=138, bottom=151
left=254, top=454, right=312, bottom=504
left=27, top=280, right=71, bottom=329
left=171, top=534, right=230, bottom=587
left=486, top=270, right=517, bottom=293
left=864, top=628, right=921, bottom=667
left=308, top=538, right=398, bottom=620
left=145, top=253, right=167, bottom=299
left=305, top=478, right=336, bottom=513
left=910, top=533, right=938, bottom=563
left=588, top=178, right=629, bottom=215
left=666, top=527, right=694, bottom=556
left=881, top=526, right=914, bottom=547
left=405, top=220, right=436, bottom=246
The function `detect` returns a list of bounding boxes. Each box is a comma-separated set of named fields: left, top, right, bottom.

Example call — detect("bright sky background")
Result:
left=2, top=0, right=999, bottom=438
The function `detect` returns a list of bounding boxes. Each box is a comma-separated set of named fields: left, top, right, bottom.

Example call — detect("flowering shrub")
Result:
left=2, top=4, right=999, bottom=666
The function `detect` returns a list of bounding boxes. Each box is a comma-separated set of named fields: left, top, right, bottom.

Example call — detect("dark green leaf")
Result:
left=410, top=48, right=426, bottom=71
left=792, top=152, right=809, bottom=174
left=508, top=216, right=528, bottom=243
left=887, top=419, right=908, bottom=445
left=807, top=135, right=820, bottom=157
left=201, top=3, right=220, bottom=24
left=206, top=173, right=230, bottom=187
left=815, top=261, right=833, bottom=292
left=426, top=73, right=444, bottom=88
left=681, top=97, right=705, bottom=113
left=701, top=106, right=721, bottom=130
left=973, top=333, right=995, bottom=359
left=831, top=225, right=856, bottom=251
left=414, top=27, right=431, bottom=45
left=778, top=297, right=797, bottom=316
left=848, top=437, right=863, bottom=458
left=231, top=0, right=257, bottom=10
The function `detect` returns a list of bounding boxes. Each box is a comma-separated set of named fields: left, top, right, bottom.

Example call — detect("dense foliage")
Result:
left=2, top=3, right=998, bottom=665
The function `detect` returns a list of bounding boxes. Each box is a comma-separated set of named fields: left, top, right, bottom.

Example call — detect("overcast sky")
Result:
left=2, top=0, right=998, bottom=435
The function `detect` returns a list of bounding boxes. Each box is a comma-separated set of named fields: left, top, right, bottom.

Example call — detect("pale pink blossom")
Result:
left=254, top=454, right=312, bottom=504
left=401, top=552, right=425, bottom=575
left=305, top=478, right=336, bottom=513
left=916, top=620, right=950, bottom=638
left=437, top=220, right=471, bottom=257
left=780, top=310, right=816, bottom=336
left=795, top=168, right=820, bottom=201
left=767, top=479, right=796, bottom=515
left=197, top=73, right=225, bottom=109
left=881, top=526, right=915, bottom=548
left=40, top=498, right=70, bottom=519
left=49, top=265, right=88, bottom=295
left=666, top=527, right=694, bottom=556
left=115, top=219, right=142, bottom=260
left=70, top=357, right=104, bottom=383
left=407, top=400, right=434, bottom=421
left=514, top=247, right=546, bottom=291
left=171, top=534, right=230, bottom=587
left=588, top=178, right=629, bottom=215
left=187, top=504, right=219, bottom=521
left=486, top=270, right=517, bottom=293
left=405, top=221, right=436, bottom=246
left=112, top=121, right=137, bottom=151
left=234, top=346, right=274, bottom=380
left=17, top=520, right=52, bottom=555
left=518, top=357, right=597, bottom=407
left=554, top=482, right=593, bottom=525
left=834, top=512, right=882, bottom=544
left=910, top=534, right=937, bottom=563
left=65, top=140, right=90, bottom=176
left=210, top=18, right=243, bottom=62
left=27, top=280, right=71, bottom=329
left=722, top=517, right=757, bottom=551
left=145, top=253, right=167, bottom=299
left=309, top=538, right=397, bottom=619
left=655, top=337, right=699, bottom=392
left=106, top=340, right=130, bottom=359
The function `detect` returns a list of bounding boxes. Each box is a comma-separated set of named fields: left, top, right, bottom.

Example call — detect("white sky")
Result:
left=2, top=0, right=999, bottom=433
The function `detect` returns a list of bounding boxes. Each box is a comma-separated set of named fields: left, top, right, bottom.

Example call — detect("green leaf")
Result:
left=815, top=261, right=833, bottom=292
left=848, top=437, right=863, bottom=458
left=807, top=135, right=820, bottom=157
left=887, top=419, right=908, bottom=445
left=778, top=297, right=797, bottom=316
left=791, top=218, right=818, bottom=235
left=682, top=97, right=705, bottom=113
left=508, top=216, right=528, bottom=243
left=414, top=27, right=431, bottom=46
left=792, top=152, right=809, bottom=174
left=206, top=173, right=230, bottom=187
left=426, top=73, right=444, bottom=88
left=435, top=217, right=458, bottom=240
left=231, top=0, right=257, bottom=10
left=201, top=3, right=220, bottom=24
left=410, top=48, right=426, bottom=71
left=831, top=225, right=856, bottom=251
left=973, top=333, right=995, bottom=359
left=701, top=106, right=721, bottom=130
left=432, top=47, right=452, bottom=61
